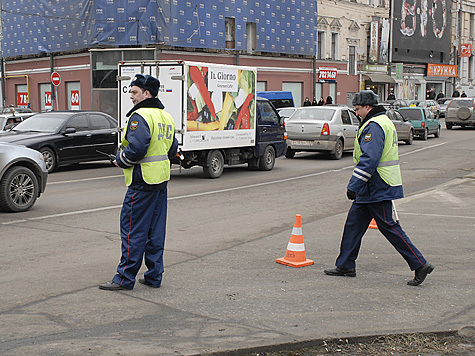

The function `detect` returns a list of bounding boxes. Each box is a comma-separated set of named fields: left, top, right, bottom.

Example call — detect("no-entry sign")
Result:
left=51, top=72, right=61, bottom=86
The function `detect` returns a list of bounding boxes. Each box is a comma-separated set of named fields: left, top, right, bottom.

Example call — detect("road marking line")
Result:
left=3, top=142, right=451, bottom=224
left=399, top=212, right=475, bottom=219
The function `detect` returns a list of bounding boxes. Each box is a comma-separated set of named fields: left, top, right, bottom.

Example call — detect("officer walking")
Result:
left=100, top=74, right=178, bottom=291
left=324, top=90, right=434, bottom=286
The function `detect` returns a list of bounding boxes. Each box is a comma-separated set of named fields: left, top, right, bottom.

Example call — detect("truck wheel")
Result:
left=0, top=166, right=39, bottom=212
left=259, top=146, right=275, bottom=171
left=329, top=139, right=343, bottom=160
left=285, top=148, right=295, bottom=158
left=203, top=150, right=224, bottom=178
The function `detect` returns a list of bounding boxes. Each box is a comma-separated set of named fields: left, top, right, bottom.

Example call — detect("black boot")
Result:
left=324, top=267, right=356, bottom=277
left=407, top=262, right=434, bottom=286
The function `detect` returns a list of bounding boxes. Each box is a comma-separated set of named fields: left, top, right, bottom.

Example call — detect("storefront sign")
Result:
left=70, top=90, right=80, bottom=110
left=318, top=67, right=337, bottom=80
left=396, top=63, right=404, bottom=80
left=44, top=91, right=52, bottom=110
left=460, top=44, right=471, bottom=57
left=17, top=92, right=28, bottom=107
left=369, top=21, right=379, bottom=63
left=427, top=63, right=458, bottom=77
left=363, top=64, right=387, bottom=72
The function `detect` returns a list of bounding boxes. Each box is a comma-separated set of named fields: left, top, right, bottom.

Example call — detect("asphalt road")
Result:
left=0, top=125, right=474, bottom=355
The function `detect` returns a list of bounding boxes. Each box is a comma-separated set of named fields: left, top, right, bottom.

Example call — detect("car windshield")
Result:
left=448, top=99, right=473, bottom=108
left=12, top=113, right=69, bottom=133
left=399, top=109, right=423, bottom=120
left=291, top=108, right=335, bottom=121
left=409, top=101, right=427, bottom=107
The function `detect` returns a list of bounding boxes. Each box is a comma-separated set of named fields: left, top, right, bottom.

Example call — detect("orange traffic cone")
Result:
left=276, top=214, right=314, bottom=268
left=369, top=218, right=378, bottom=229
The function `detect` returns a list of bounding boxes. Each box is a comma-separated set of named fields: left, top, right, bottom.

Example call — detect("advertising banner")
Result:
left=370, top=21, right=379, bottom=63
left=184, top=64, right=256, bottom=150
left=318, top=68, right=337, bottom=80
left=427, top=63, right=458, bottom=77
left=460, top=44, right=472, bottom=57
left=17, top=92, right=28, bottom=107
left=391, top=0, right=451, bottom=64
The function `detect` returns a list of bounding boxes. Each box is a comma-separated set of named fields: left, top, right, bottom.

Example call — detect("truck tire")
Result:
left=0, top=166, right=39, bottom=212
left=258, top=145, right=275, bottom=171
left=285, top=148, right=295, bottom=158
left=203, top=150, right=224, bottom=178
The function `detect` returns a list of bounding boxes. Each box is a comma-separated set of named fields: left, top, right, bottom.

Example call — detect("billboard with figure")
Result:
left=391, top=0, right=451, bottom=64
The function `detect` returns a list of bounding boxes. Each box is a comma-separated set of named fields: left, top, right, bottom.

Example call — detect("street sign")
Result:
left=51, top=72, right=61, bottom=86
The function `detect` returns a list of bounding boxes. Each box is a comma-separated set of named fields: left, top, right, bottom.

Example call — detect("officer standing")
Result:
left=100, top=74, right=178, bottom=291
left=324, top=90, right=434, bottom=286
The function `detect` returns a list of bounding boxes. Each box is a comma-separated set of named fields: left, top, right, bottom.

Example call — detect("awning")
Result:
left=362, top=73, right=396, bottom=83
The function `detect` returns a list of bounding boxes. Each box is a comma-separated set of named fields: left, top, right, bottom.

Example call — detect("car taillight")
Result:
left=321, top=122, right=330, bottom=135
left=421, top=121, right=425, bottom=127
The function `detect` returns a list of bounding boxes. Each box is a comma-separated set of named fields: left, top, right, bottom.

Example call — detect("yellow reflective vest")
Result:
left=121, top=107, right=175, bottom=186
left=354, top=114, right=402, bottom=187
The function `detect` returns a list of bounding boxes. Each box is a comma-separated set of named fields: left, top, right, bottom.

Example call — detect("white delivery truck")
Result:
left=118, top=60, right=286, bottom=178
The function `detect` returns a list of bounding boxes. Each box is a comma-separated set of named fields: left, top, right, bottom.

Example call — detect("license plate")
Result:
left=292, top=140, right=313, bottom=146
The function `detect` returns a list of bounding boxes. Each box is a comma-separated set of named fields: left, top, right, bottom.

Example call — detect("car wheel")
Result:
left=434, top=126, right=440, bottom=138
left=40, top=147, right=56, bottom=173
left=285, top=148, right=295, bottom=158
left=203, top=150, right=224, bottom=179
left=446, top=122, right=453, bottom=130
left=259, top=145, right=275, bottom=171
left=0, top=166, right=39, bottom=212
left=421, top=128, right=428, bottom=140
left=405, top=129, right=414, bottom=145
left=329, top=139, right=343, bottom=160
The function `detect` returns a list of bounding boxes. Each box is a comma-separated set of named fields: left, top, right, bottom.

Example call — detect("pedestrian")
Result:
left=461, top=91, right=467, bottom=97
left=324, top=90, right=434, bottom=286
left=436, top=90, right=444, bottom=100
left=387, top=91, right=396, bottom=100
left=317, top=97, right=325, bottom=106
left=452, top=89, right=460, bottom=97
left=303, top=97, right=312, bottom=106
left=99, top=74, right=178, bottom=291
left=324, top=95, right=333, bottom=105
left=312, top=97, right=318, bottom=106
left=427, top=87, right=436, bottom=99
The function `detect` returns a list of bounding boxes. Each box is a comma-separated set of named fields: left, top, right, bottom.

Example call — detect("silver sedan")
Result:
left=385, top=109, right=414, bottom=145
left=285, top=106, right=359, bottom=160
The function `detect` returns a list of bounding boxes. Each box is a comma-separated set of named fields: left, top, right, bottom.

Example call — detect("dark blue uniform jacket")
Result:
left=347, top=105, right=404, bottom=203
left=116, top=98, right=178, bottom=191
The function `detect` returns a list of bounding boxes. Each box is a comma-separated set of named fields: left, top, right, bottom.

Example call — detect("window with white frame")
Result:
left=317, top=31, right=325, bottom=60
left=331, top=33, right=339, bottom=60
left=348, top=46, right=356, bottom=76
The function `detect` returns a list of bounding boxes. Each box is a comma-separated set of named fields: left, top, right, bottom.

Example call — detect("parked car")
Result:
left=285, top=106, right=359, bottom=159
left=0, top=111, right=118, bottom=173
left=385, top=109, right=415, bottom=145
left=398, top=107, right=441, bottom=140
left=409, top=100, right=440, bottom=119
left=445, top=97, right=475, bottom=129
left=0, top=142, right=48, bottom=212
left=436, top=97, right=453, bottom=118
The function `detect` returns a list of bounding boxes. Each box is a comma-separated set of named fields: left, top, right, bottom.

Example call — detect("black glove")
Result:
left=346, top=189, right=356, bottom=200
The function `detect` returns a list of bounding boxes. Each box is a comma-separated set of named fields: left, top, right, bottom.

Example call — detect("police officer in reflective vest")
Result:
left=100, top=74, right=178, bottom=291
left=324, top=90, right=434, bottom=286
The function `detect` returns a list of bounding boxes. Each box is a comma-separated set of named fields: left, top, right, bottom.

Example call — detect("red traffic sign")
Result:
left=51, top=72, right=61, bottom=86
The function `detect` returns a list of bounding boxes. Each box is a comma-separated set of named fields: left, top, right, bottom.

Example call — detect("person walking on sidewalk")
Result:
left=100, top=74, right=178, bottom=291
left=324, top=90, right=434, bottom=286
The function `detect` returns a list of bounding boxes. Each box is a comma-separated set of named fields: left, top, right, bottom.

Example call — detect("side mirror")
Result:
left=63, top=127, right=76, bottom=135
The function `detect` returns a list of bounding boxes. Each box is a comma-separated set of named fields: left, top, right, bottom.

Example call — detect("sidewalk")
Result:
left=2, top=174, right=474, bottom=356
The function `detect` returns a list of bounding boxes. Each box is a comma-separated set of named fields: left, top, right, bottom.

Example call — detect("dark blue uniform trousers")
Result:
left=112, top=187, right=167, bottom=289
left=336, top=200, right=427, bottom=271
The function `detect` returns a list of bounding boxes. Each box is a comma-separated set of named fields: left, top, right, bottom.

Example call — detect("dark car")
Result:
left=0, top=142, right=48, bottom=212
left=386, top=109, right=414, bottom=145
left=0, top=111, right=118, bottom=173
